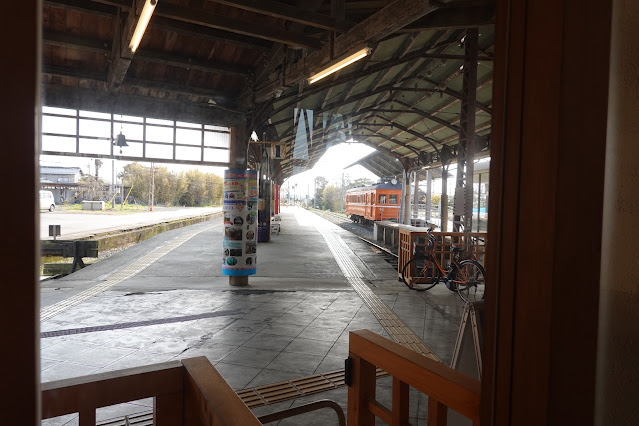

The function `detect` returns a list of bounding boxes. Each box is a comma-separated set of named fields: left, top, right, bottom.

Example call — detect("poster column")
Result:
left=222, top=169, right=256, bottom=277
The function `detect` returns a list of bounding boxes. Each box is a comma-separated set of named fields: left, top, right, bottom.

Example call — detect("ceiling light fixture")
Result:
left=129, top=0, right=158, bottom=53
left=308, top=46, right=372, bottom=84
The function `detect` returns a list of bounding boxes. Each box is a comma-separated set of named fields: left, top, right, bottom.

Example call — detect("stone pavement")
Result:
left=40, top=207, right=464, bottom=425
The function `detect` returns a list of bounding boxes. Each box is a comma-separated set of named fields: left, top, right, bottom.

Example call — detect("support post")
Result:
left=425, top=169, right=432, bottom=221
left=596, top=1, right=639, bottom=423
left=441, top=167, right=448, bottom=232
left=401, top=168, right=411, bottom=225
left=453, top=28, right=478, bottom=232
left=482, top=0, right=611, bottom=423
left=2, top=1, right=40, bottom=423
left=412, top=171, right=419, bottom=220
left=228, top=124, right=250, bottom=287
left=476, top=173, right=482, bottom=232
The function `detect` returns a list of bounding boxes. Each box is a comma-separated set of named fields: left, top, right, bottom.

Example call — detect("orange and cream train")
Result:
left=345, top=182, right=403, bottom=223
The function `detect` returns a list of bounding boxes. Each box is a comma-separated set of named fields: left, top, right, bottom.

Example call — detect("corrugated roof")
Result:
left=40, top=166, right=82, bottom=175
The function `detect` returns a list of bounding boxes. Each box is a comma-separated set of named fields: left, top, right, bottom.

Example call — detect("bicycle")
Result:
left=401, top=230, right=486, bottom=302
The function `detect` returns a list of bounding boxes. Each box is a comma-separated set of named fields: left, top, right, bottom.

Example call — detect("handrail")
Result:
left=347, top=329, right=481, bottom=425
left=41, top=357, right=261, bottom=426
left=182, top=357, right=261, bottom=426
left=257, top=399, right=346, bottom=425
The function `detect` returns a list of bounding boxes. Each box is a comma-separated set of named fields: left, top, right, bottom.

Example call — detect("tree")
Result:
left=78, top=175, right=108, bottom=201
left=321, top=185, right=342, bottom=211
left=119, top=162, right=225, bottom=207
left=120, top=163, right=150, bottom=204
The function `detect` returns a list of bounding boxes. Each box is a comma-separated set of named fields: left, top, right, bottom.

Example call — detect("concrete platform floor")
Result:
left=40, top=206, right=465, bottom=425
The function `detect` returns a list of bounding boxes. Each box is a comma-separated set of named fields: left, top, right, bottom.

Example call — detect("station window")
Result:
left=379, top=194, right=387, bottom=204
left=389, top=194, right=398, bottom=204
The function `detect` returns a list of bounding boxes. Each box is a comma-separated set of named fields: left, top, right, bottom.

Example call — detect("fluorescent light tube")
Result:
left=308, top=47, right=372, bottom=84
left=129, top=0, right=157, bottom=53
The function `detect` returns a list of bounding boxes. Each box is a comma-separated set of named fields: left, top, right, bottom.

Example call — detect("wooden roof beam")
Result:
left=42, top=84, right=243, bottom=126
left=150, top=17, right=273, bottom=53
left=47, top=1, right=274, bottom=52
left=43, top=65, right=235, bottom=103
left=396, top=4, right=495, bottom=32
left=209, top=0, right=349, bottom=32
left=319, top=1, right=392, bottom=14
left=255, top=0, right=440, bottom=102
left=43, top=31, right=253, bottom=78
left=154, top=2, right=322, bottom=50
left=106, top=7, right=138, bottom=93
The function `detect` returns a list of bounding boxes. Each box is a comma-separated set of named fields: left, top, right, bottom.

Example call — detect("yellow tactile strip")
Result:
left=237, top=368, right=387, bottom=408
left=40, top=224, right=218, bottom=321
left=319, top=230, right=440, bottom=362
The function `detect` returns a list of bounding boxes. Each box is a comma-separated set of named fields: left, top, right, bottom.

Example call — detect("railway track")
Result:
left=309, top=208, right=399, bottom=270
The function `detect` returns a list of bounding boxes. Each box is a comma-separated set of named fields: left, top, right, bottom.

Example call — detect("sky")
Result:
left=281, top=142, right=378, bottom=199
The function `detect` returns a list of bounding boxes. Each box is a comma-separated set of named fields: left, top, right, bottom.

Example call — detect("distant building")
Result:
left=40, top=166, right=83, bottom=204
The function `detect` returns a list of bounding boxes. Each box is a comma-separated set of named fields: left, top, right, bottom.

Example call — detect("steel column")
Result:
left=425, top=169, right=432, bottom=221
left=453, top=28, right=479, bottom=231
left=412, top=171, right=419, bottom=219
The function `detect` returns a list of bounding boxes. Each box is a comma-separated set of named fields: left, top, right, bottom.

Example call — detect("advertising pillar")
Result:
left=222, top=169, right=257, bottom=277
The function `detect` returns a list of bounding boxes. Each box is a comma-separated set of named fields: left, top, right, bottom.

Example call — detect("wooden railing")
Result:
left=399, top=229, right=487, bottom=287
left=347, top=330, right=481, bottom=425
left=41, top=357, right=262, bottom=426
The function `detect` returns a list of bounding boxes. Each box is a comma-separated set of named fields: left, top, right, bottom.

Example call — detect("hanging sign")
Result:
left=222, top=169, right=257, bottom=276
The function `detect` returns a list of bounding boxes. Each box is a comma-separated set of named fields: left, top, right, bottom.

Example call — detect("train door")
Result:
left=378, top=192, right=387, bottom=220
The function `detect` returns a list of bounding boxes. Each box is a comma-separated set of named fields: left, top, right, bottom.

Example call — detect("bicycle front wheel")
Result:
left=401, top=256, right=440, bottom=290
left=455, top=260, right=486, bottom=302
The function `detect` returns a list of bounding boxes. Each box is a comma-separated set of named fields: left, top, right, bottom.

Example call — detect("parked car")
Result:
left=39, top=190, right=56, bottom=212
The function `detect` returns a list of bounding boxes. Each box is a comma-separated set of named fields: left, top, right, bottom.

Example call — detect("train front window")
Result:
left=389, top=195, right=398, bottom=204
left=379, top=194, right=387, bottom=204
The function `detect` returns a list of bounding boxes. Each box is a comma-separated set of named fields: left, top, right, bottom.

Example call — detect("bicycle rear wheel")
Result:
left=401, top=256, right=440, bottom=290
left=455, top=260, right=486, bottom=302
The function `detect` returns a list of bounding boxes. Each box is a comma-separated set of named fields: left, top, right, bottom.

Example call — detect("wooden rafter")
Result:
left=42, top=84, right=243, bottom=126
left=43, top=31, right=253, bottom=78
left=46, top=0, right=274, bottom=52
left=43, top=65, right=234, bottom=103
left=208, top=0, right=349, bottom=32
left=106, top=6, right=137, bottom=93
left=154, top=2, right=323, bottom=50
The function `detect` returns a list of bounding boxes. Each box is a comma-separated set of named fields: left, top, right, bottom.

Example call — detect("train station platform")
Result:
left=40, top=206, right=465, bottom=425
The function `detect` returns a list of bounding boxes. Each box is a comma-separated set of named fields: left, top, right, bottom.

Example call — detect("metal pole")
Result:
left=412, top=171, right=419, bottom=220
left=453, top=28, right=479, bottom=232
left=441, top=167, right=448, bottom=232
left=341, top=171, right=345, bottom=212
left=149, top=162, right=154, bottom=211
left=425, top=169, right=432, bottom=222
left=399, top=169, right=406, bottom=224
left=477, top=173, right=482, bottom=232
left=111, top=159, right=115, bottom=209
